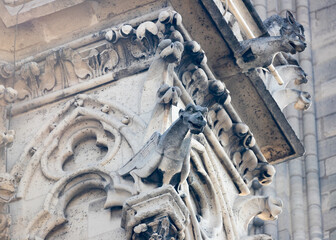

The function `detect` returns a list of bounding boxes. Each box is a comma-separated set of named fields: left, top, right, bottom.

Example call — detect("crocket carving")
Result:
left=118, top=104, right=207, bottom=193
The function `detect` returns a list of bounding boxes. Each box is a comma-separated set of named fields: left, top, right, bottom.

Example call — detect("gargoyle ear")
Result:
left=286, top=10, right=296, bottom=25
left=179, top=108, right=184, bottom=116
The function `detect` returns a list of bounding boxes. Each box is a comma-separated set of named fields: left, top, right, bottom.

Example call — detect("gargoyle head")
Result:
left=281, top=11, right=306, bottom=53
left=179, top=104, right=207, bottom=134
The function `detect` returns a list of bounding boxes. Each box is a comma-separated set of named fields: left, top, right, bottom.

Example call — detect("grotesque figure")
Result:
left=118, top=104, right=207, bottom=194
left=237, top=11, right=306, bottom=70
left=263, top=10, right=306, bottom=66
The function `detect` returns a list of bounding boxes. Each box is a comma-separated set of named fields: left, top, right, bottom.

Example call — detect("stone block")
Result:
left=316, top=78, right=336, bottom=102
left=310, top=0, right=336, bottom=12
left=323, top=113, right=336, bottom=138
left=326, top=156, right=336, bottom=176
left=330, top=229, right=336, bottom=240
left=321, top=174, right=336, bottom=193
left=311, top=3, right=336, bottom=49
left=320, top=159, right=326, bottom=177
left=312, top=44, right=336, bottom=70
left=323, top=207, right=336, bottom=230
left=317, top=118, right=324, bottom=141
left=318, top=136, right=336, bottom=160
left=321, top=193, right=330, bottom=211
left=316, top=94, right=336, bottom=119
left=330, top=190, right=336, bottom=209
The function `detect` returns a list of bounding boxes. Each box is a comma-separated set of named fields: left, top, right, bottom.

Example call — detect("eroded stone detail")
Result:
left=121, top=185, right=189, bottom=240
left=0, top=129, right=15, bottom=148
left=237, top=10, right=306, bottom=70
left=0, top=173, right=16, bottom=240
left=0, top=85, right=17, bottom=105
left=234, top=195, right=283, bottom=239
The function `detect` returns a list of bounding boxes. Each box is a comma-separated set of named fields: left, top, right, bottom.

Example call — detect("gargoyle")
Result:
left=118, top=104, right=207, bottom=194
left=237, top=11, right=306, bottom=70
left=264, top=10, right=306, bottom=67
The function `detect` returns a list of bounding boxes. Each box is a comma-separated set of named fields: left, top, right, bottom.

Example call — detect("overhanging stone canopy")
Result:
left=0, top=0, right=310, bottom=239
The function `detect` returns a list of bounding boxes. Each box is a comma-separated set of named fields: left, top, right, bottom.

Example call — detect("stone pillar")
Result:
left=296, top=0, right=323, bottom=239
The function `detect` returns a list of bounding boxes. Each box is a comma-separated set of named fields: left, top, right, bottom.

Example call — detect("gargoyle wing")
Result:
left=118, top=132, right=161, bottom=176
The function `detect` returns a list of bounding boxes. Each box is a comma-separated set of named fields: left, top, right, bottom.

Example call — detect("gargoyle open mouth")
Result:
left=289, top=39, right=306, bottom=53
left=188, top=120, right=206, bottom=134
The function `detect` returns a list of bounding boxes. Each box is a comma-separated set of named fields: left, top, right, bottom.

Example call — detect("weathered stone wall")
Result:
left=310, top=1, right=336, bottom=239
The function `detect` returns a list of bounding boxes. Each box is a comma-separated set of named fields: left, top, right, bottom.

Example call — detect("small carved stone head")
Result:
left=280, top=11, right=306, bottom=52
left=179, top=104, right=208, bottom=134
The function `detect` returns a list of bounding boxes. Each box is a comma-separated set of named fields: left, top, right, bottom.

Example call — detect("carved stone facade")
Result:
left=0, top=0, right=331, bottom=240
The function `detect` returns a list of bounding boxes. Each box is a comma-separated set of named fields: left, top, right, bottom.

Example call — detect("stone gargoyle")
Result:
left=237, top=11, right=306, bottom=70
left=264, top=10, right=306, bottom=67
left=118, top=104, right=208, bottom=194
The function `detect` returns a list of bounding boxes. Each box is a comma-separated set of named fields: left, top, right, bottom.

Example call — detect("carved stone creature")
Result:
left=264, top=10, right=305, bottom=66
left=118, top=104, right=207, bottom=193
left=238, top=35, right=305, bottom=70
left=237, top=11, right=306, bottom=70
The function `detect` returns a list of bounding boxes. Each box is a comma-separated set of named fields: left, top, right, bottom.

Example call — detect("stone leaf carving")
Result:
left=13, top=62, right=40, bottom=100
left=121, top=185, right=189, bottom=240
left=118, top=104, right=207, bottom=194
left=86, top=46, right=119, bottom=79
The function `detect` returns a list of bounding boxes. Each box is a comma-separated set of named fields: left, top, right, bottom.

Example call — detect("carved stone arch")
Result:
left=12, top=94, right=146, bottom=199
left=25, top=167, right=133, bottom=240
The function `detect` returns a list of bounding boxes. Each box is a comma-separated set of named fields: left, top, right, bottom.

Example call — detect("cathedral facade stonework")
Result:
left=0, top=0, right=334, bottom=239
